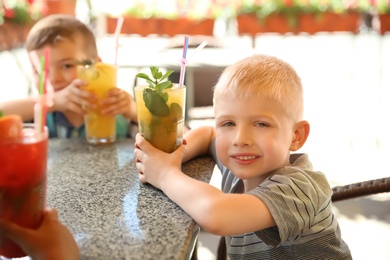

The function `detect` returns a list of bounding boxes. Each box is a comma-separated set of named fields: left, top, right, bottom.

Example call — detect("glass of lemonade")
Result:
left=78, top=62, right=117, bottom=145
left=134, top=84, right=186, bottom=153
left=0, top=123, right=48, bottom=258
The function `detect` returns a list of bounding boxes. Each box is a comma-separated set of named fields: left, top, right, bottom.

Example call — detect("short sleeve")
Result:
left=249, top=160, right=332, bottom=246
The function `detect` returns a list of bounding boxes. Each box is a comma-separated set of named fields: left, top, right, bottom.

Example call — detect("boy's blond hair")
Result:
left=213, top=54, right=304, bottom=123
left=25, top=14, right=98, bottom=59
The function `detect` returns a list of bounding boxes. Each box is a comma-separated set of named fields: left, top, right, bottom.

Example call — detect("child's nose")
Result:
left=233, top=126, right=252, bottom=147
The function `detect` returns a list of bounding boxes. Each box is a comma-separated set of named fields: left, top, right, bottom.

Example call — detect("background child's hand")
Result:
left=100, top=88, right=137, bottom=121
left=53, top=79, right=97, bottom=115
left=0, top=208, right=79, bottom=260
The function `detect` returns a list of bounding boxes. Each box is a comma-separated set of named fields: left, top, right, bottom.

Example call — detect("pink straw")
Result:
left=114, top=17, right=124, bottom=65
left=41, top=48, right=49, bottom=132
left=34, top=56, right=45, bottom=134
left=179, top=36, right=189, bottom=88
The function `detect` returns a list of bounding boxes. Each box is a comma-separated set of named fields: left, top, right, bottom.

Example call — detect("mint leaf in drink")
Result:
left=143, top=89, right=170, bottom=117
left=151, top=66, right=162, bottom=80
left=136, top=67, right=174, bottom=90
left=136, top=73, right=152, bottom=82
left=136, top=67, right=175, bottom=116
left=155, top=81, right=173, bottom=92
left=0, top=110, right=3, bottom=117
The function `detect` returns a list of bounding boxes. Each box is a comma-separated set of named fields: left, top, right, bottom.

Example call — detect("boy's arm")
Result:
left=0, top=79, right=94, bottom=126
left=0, top=98, right=41, bottom=121
left=135, top=134, right=275, bottom=236
left=160, top=169, right=275, bottom=236
left=182, top=125, right=215, bottom=163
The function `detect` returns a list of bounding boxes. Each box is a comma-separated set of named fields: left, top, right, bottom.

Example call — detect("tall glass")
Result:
left=134, top=84, right=186, bottom=153
left=0, top=124, right=48, bottom=259
left=78, top=62, right=117, bottom=145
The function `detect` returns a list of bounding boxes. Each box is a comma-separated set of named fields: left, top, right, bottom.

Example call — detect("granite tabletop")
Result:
left=46, top=138, right=215, bottom=260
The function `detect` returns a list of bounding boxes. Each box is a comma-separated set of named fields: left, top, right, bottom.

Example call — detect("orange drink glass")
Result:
left=0, top=123, right=48, bottom=258
left=78, top=62, right=117, bottom=145
left=134, top=84, right=186, bottom=153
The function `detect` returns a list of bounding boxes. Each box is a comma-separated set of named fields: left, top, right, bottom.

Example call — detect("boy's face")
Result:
left=214, top=95, right=296, bottom=184
left=29, top=36, right=88, bottom=92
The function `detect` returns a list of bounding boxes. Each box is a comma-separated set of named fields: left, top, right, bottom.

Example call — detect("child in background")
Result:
left=0, top=14, right=137, bottom=138
left=134, top=54, right=352, bottom=259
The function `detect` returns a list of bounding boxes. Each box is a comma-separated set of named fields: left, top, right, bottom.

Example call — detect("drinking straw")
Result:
left=114, top=16, right=124, bottom=65
left=41, top=48, right=50, bottom=131
left=29, top=51, right=41, bottom=134
left=34, top=103, right=42, bottom=134
left=179, top=36, right=189, bottom=88
left=33, top=49, right=50, bottom=134
left=44, top=48, right=49, bottom=92
left=186, top=41, right=208, bottom=61
left=29, top=50, right=53, bottom=102
left=34, top=57, right=45, bottom=133
left=178, top=38, right=207, bottom=88
left=34, top=56, right=45, bottom=134
left=39, top=56, right=45, bottom=96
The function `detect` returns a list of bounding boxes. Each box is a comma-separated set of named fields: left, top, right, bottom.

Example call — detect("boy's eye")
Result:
left=255, top=122, right=269, bottom=127
left=61, top=63, right=76, bottom=70
left=222, top=121, right=235, bottom=127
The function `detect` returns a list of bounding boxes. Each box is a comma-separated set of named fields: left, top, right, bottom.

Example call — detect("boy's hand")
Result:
left=0, top=208, right=79, bottom=260
left=134, top=133, right=186, bottom=189
left=53, top=79, right=97, bottom=115
left=100, top=89, right=136, bottom=121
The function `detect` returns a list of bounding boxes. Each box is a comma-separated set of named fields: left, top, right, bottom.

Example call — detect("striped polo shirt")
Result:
left=210, top=140, right=352, bottom=260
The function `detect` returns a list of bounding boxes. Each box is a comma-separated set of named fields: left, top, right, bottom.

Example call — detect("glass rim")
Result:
left=0, top=123, right=49, bottom=144
left=24, top=123, right=48, bottom=141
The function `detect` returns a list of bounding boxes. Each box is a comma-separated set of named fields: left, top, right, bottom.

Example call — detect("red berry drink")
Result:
left=0, top=123, right=48, bottom=258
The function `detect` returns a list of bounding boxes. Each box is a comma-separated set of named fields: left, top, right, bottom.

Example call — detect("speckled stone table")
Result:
left=46, top=139, right=215, bottom=260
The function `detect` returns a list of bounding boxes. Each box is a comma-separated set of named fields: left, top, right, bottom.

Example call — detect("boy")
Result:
left=134, top=55, right=352, bottom=259
left=0, top=14, right=137, bottom=138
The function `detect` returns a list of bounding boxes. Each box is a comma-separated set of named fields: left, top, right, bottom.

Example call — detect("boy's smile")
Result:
left=214, top=95, right=296, bottom=189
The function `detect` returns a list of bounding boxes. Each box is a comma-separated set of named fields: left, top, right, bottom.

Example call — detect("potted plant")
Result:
left=1, top=0, right=44, bottom=50
left=235, top=0, right=364, bottom=35
left=41, top=0, right=77, bottom=16
left=104, top=0, right=226, bottom=37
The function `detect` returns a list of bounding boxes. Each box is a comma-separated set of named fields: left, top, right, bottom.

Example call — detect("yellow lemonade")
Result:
left=135, top=85, right=186, bottom=153
left=78, top=62, right=117, bottom=144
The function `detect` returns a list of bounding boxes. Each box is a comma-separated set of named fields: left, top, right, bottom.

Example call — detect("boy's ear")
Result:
left=290, top=120, right=310, bottom=151
left=97, top=56, right=102, bottom=62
